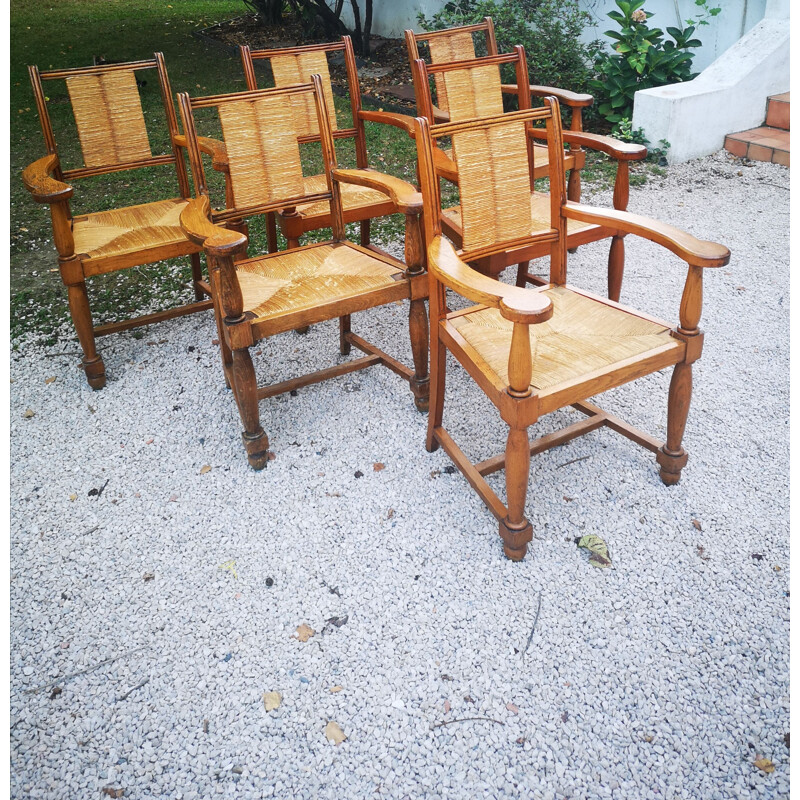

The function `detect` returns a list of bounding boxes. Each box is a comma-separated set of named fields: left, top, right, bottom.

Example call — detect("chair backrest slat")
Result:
left=66, top=70, right=152, bottom=168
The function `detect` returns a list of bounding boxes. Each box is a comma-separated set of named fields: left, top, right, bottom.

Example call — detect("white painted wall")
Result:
left=632, top=0, right=789, bottom=163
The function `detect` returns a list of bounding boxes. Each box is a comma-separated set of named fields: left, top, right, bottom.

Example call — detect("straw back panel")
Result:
left=270, top=52, right=338, bottom=137
left=452, top=119, right=532, bottom=252
left=440, top=64, right=503, bottom=121
left=218, top=96, right=306, bottom=209
left=66, top=71, right=152, bottom=168
left=428, top=31, right=476, bottom=113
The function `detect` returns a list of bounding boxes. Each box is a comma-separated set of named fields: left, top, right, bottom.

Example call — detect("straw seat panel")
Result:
left=66, top=71, right=151, bottom=168
left=442, top=192, right=596, bottom=237
left=237, top=242, right=404, bottom=321
left=73, top=198, right=194, bottom=265
left=449, top=286, right=681, bottom=392
left=295, top=174, right=394, bottom=218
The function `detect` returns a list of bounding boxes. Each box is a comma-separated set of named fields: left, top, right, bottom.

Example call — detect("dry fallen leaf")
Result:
left=69, top=493, right=77, bottom=502
left=692, top=519, right=702, bottom=531
left=101, top=788, right=124, bottom=798
left=23, top=408, right=35, bottom=419
left=325, top=721, right=347, bottom=745
left=576, top=534, right=612, bottom=568
left=753, top=757, right=775, bottom=773
left=329, top=686, right=343, bottom=693
left=200, top=465, right=211, bottom=474
left=373, top=462, right=385, bottom=472
left=45, top=376, right=56, bottom=384
left=262, top=691, right=282, bottom=712
left=143, top=573, right=155, bottom=582
left=294, top=624, right=315, bottom=642
left=444, top=700, right=451, bottom=712
left=506, top=703, right=519, bottom=714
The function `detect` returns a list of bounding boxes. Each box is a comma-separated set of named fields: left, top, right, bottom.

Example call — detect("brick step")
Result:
left=766, top=92, right=790, bottom=130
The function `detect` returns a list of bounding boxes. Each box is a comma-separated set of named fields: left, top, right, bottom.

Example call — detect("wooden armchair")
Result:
left=415, top=102, right=729, bottom=560
left=410, top=46, right=647, bottom=300
left=21, top=55, right=212, bottom=389
left=177, top=77, right=429, bottom=468
left=239, top=37, right=419, bottom=254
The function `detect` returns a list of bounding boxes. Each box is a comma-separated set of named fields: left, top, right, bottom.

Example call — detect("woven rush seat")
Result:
left=442, top=193, right=597, bottom=240
left=449, top=286, right=683, bottom=411
left=298, top=173, right=395, bottom=219
left=236, top=241, right=406, bottom=329
left=72, top=197, right=195, bottom=272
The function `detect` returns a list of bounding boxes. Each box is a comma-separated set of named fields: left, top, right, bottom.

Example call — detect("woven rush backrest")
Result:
left=452, top=118, right=533, bottom=252
left=218, top=95, right=306, bottom=209
left=437, top=62, right=504, bottom=121
left=270, top=51, right=338, bottom=137
left=65, top=70, right=151, bottom=168
left=428, top=31, right=477, bottom=113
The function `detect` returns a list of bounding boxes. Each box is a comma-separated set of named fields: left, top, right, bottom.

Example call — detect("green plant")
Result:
left=685, top=0, right=722, bottom=27
left=590, top=0, right=706, bottom=124
left=418, top=0, right=602, bottom=96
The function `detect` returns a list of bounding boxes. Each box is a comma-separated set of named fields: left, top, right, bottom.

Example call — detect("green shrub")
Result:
left=418, top=0, right=602, bottom=95
left=590, top=0, right=713, bottom=124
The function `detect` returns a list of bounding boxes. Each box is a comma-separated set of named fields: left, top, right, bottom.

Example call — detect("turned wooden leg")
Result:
left=608, top=235, right=624, bottom=303
left=408, top=298, right=429, bottom=412
left=657, top=362, right=692, bottom=485
left=231, top=347, right=269, bottom=470
left=190, top=252, right=204, bottom=302
left=515, top=261, right=530, bottom=287
left=360, top=219, right=370, bottom=248
left=499, top=426, right=533, bottom=561
left=425, top=335, right=445, bottom=453
left=67, top=281, right=105, bottom=389
left=266, top=211, right=279, bottom=254
left=339, top=314, right=351, bottom=355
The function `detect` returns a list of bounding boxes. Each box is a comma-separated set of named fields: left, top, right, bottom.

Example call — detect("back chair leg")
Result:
left=67, top=280, right=106, bottom=390
left=360, top=219, right=370, bottom=248
left=231, top=346, right=270, bottom=470
left=190, top=252, right=204, bottom=302
left=408, top=298, right=430, bottom=411
left=515, top=261, right=530, bottom=287
left=339, top=314, right=351, bottom=355
left=266, top=211, right=279, bottom=254
left=425, top=336, right=446, bottom=452
left=657, top=362, right=692, bottom=485
left=499, top=425, right=533, bottom=561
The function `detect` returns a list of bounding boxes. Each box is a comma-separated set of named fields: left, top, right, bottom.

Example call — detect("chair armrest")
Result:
left=433, top=147, right=458, bottom=184
left=564, top=202, right=730, bottom=268
left=432, top=105, right=450, bottom=123
left=331, top=168, right=422, bottom=214
left=22, top=155, right=73, bottom=203
left=502, top=84, right=593, bottom=108
left=429, top=236, right=552, bottom=324
left=529, top=128, right=646, bottom=161
left=358, top=109, right=417, bottom=138
left=174, top=134, right=229, bottom=172
left=180, top=196, right=247, bottom=257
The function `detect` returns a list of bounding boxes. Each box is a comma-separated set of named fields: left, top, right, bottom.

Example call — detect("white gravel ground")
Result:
left=10, top=150, right=789, bottom=799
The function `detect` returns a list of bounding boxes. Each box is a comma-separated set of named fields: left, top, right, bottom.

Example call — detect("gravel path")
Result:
left=10, top=151, right=789, bottom=799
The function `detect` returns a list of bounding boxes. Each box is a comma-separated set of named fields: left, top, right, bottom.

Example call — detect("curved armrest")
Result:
left=502, top=84, right=593, bottom=108
left=22, top=155, right=73, bottom=203
left=564, top=202, right=730, bottom=268
left=358, top=109, right=417, bottom=138
left=331, top=168, right=422, bottom=213
left=433, top=147, right=458, bottom=184
left=529, top=128, right=646, bottom=160
left=429, top=237, right=552, bottom=324
left=174, top=134, right=229, bottom=172
left=180, top=196, right=247, bottom=257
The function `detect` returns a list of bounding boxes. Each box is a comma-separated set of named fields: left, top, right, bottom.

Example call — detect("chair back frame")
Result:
left=239, top=37, right=368, bottom=169
left=177, top=78, right=346, bottom=238
left=28, top=54, right=190, bottom=196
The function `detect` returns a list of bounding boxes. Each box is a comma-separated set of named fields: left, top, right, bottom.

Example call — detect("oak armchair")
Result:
left=22, top=54, right=212, bottom=389
left=177, top=78, right=429, bottom=468
left=415, top=102, right=729, bottom=560
left=410, top=46, right=646, bottom=300
left=239, top=37, right=419, bottom=255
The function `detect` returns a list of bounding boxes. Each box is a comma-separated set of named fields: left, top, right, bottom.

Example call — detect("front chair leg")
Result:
left=608, top=236, right=625, bottom=303
left=67, top=280, right=106, bottom=390
left=499, top=426, right=533, bottom=561
left=190, top=252, right=204, bottom=302
left=231, top=346, right=269, bottom=470
left=657, top=361, right=692, bottom=485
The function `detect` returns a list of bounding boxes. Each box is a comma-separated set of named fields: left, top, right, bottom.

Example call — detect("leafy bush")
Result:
left=590, top=0, right=713, bottom=124
left=418, top=0, right=602, bottom=96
